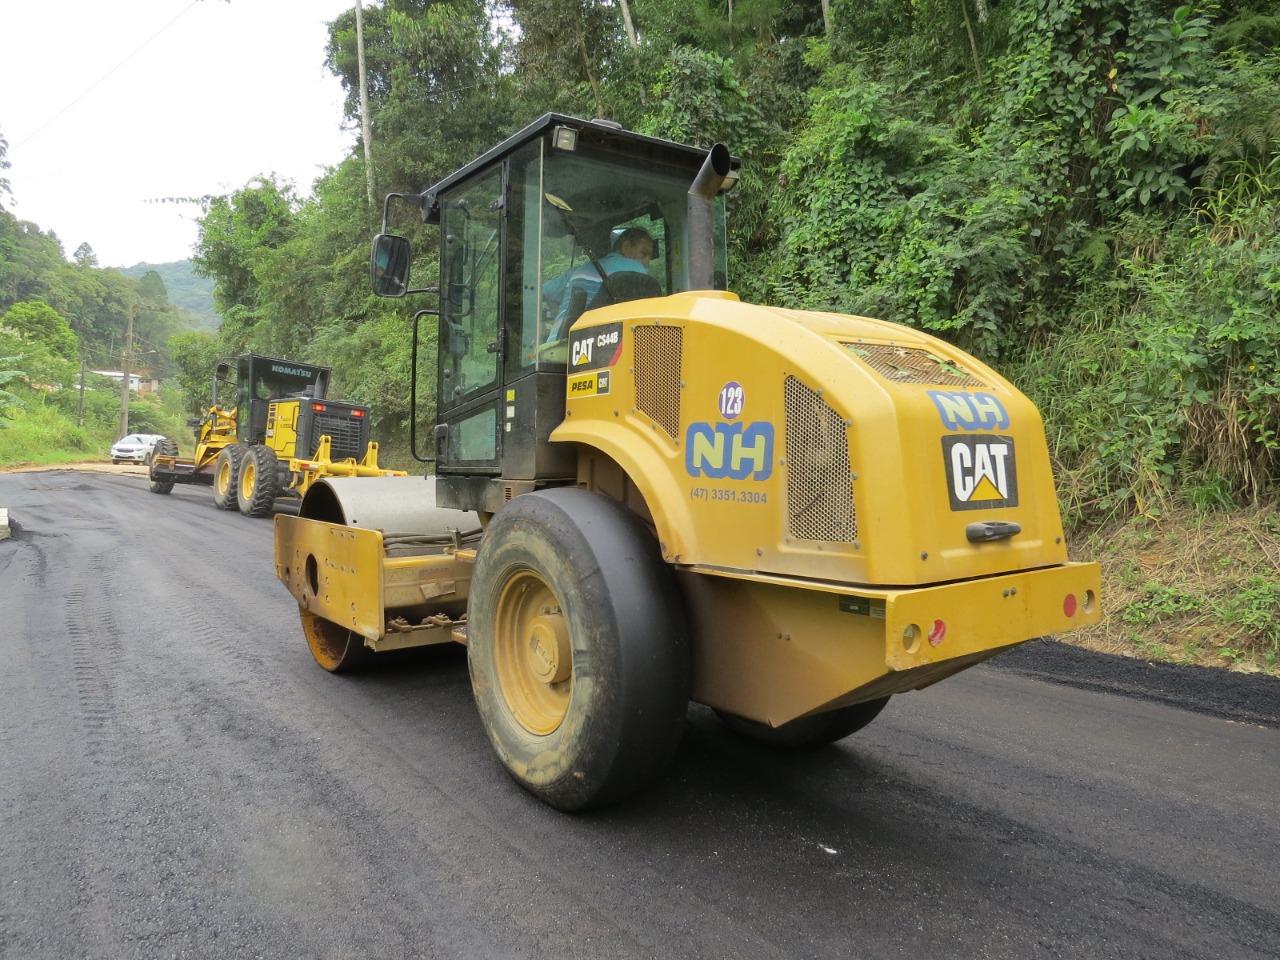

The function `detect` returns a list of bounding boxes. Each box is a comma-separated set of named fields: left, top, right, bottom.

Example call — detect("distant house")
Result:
left=91, top=370, right=161, bottom=394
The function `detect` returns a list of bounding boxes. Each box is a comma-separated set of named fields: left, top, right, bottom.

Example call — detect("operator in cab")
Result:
left=541, top=227, right=656, bottom=343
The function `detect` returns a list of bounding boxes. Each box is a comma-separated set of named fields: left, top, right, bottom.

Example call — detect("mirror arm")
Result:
left=381, top=191, right=431, bottom=233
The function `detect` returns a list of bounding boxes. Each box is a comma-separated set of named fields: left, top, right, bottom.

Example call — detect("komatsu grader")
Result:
left=148, top=353, right=402, bottom=517
left=275, top=114, right=1102, bottom=811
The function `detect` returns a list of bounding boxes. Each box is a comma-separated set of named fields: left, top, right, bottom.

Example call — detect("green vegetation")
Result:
left=1078, top=505, right=1280, bottom=673
left=120, top=262, right=219, bottom=331
left=3, top=0, right=1278, bottom=672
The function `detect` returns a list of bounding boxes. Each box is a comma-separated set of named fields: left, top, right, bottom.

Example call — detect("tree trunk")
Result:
left=578, top=35, right=606, bottom=118
left=355, top=0, right=376, bottom=208
left=959, top=0, right=982, bottom=84
left=619, top=0, right=638, bottom=48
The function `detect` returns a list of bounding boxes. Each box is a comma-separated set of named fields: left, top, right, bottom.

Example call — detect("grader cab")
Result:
left=275, top=114, right=1101, bottom=811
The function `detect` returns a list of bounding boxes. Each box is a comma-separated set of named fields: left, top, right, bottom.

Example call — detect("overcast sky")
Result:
left=0, top=0, right=357, bottom=268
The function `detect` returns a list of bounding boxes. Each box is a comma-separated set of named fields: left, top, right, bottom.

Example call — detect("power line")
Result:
left=12, top=2, right=201, bottom=153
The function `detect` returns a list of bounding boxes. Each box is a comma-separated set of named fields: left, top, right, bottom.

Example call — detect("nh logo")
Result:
left=685, top=422, right=775, bottom=481
left=928, top=390, right=1009, bottom=432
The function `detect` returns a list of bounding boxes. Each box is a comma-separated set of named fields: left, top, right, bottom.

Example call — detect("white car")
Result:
left=110, top=433, right=165, bottom=464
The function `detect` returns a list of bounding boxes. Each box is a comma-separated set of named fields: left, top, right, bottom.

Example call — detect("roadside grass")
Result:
left=0, top=385, right=192, bottom=466
left=0, top=396, right=113, bottom=467
left=1070, top=501, right=1280, bottom=676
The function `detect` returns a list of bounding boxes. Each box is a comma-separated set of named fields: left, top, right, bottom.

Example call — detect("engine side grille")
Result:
left=634, top=326, right=683, bottom=440
left=844, top=342, right=985, bottom=387
left=311, top=413, right=364, bottom=461
left=785, top=377, right=857, bottom=543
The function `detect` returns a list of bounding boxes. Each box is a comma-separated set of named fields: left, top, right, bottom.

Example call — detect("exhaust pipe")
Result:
left=687, top=143, right=733, bottom=291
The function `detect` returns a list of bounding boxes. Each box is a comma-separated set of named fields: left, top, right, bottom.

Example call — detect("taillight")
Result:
left=928, top=619, right=947, bottom=647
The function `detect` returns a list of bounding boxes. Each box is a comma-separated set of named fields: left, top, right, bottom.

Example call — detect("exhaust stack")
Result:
left=687, top=143, right=733, bottom=291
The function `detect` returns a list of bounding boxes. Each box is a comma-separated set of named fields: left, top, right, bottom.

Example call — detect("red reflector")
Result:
left=352, top=409, right=365, bottom=417
left=1063, top=594, right=1078, bottom=617
left=928, top=619, right=946, bottom=647
left=311, top=403, right=326, bottom=412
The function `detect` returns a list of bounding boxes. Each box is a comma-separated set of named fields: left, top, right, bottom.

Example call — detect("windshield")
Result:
left=522, top=146, right=727, bottom=366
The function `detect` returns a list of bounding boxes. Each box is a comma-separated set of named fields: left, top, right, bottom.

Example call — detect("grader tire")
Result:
left=212, top=443, right=248, bottom=510
left=715, top=696, right=891, bottom=749
left=301, top=608, right=372, bottom=673
left=147, top=437, right=178, bottom=495
left=467, top=488, right=691, bottom=812
left=238, top=445, right=279, bottom=517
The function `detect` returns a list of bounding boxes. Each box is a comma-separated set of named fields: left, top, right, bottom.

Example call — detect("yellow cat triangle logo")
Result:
left=967, top=475, right=1005, bottom=502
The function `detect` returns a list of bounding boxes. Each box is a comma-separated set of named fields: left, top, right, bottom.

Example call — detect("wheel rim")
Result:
left=240, top=459, right=256, bottom=501
left=493, top=570, right=572, bottom=736
left=215, top=457, right=230, bottom=497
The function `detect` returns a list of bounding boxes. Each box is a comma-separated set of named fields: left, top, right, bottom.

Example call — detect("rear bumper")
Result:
left=682, top=561, right=1102, bottom=725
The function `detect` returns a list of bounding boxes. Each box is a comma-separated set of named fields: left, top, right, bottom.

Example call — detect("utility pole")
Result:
left=77, top=354, right=86, bottom=427
left=118, top=302, right=135, bottom=439
left=355, top=0, right=375, bottom=208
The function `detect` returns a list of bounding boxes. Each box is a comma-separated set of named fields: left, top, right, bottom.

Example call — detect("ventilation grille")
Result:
left=311, top=413, right=364, bottom=461
left=844, top=342, right=985, bottom=387
left=785, top=377, right=857, bottom=543
left=634, top=326, right=683, bottom=440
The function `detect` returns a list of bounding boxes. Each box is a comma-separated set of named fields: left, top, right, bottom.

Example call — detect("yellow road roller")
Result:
left=275, top=114, right=1101, bottom=811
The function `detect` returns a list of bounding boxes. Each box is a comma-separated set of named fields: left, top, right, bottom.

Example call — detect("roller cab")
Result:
left=277, top=114, right=1100, bottom=810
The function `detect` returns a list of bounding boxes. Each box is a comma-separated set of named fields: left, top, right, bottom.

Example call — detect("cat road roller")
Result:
left=148, top=353, right=403, bottom=517
left=275, top=114, right=1101, bottom=811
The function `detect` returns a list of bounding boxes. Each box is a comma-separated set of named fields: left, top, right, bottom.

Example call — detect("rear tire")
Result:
left=238, top=445, right=279, bottom=517
left=467, top=488, right=691, bottom=812
left=301, top=608, right=372, bottom=673
left=212, top=443, right=248, bottom=510
left=147, top=437, right=178, bottom=495
left=716, top=697, right=891, bottom=748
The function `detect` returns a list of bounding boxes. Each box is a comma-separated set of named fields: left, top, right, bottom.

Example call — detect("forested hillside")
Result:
left=0, top=163, right=209, bottom=450
left=5, top=0, right=1279, bottom=671
left=120, top=261, right=219, bottom=331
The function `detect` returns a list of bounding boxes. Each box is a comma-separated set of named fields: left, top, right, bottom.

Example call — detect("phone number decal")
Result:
left=691, top=487, right=769, bottom=504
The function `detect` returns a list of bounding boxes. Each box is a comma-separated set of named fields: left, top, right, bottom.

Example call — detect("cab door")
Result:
left=436, top=166, right=504, bottom=472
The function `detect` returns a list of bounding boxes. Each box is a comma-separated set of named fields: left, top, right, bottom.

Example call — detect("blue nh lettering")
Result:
left=928, top=390, right=1010, bottom=432
left=685, top=422, right=775, bottom=481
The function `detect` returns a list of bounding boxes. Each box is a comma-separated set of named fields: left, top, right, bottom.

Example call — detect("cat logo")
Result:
left=942, top=435, right=1019, bottom=511
left=569, top=322, right=623, bottom=371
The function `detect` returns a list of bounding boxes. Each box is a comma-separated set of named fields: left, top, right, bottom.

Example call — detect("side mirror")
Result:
left=371, top=234, right=411, bottom=298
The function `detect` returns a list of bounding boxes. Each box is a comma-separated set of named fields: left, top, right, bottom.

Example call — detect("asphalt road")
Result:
left=1, top=468, right=1277, bottom=960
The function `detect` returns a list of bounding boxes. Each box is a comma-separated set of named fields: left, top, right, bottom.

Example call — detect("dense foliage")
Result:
left=177, top=0, right=1280, bottom=525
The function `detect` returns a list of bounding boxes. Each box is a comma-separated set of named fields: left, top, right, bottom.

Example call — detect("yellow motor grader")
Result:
left=148, top=353, right=402, bottom=517
left=275, top=114, right=1101, bottom=811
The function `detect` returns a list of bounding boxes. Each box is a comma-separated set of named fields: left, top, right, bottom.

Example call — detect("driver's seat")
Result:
left=586, top=271, right=663, bottom=311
